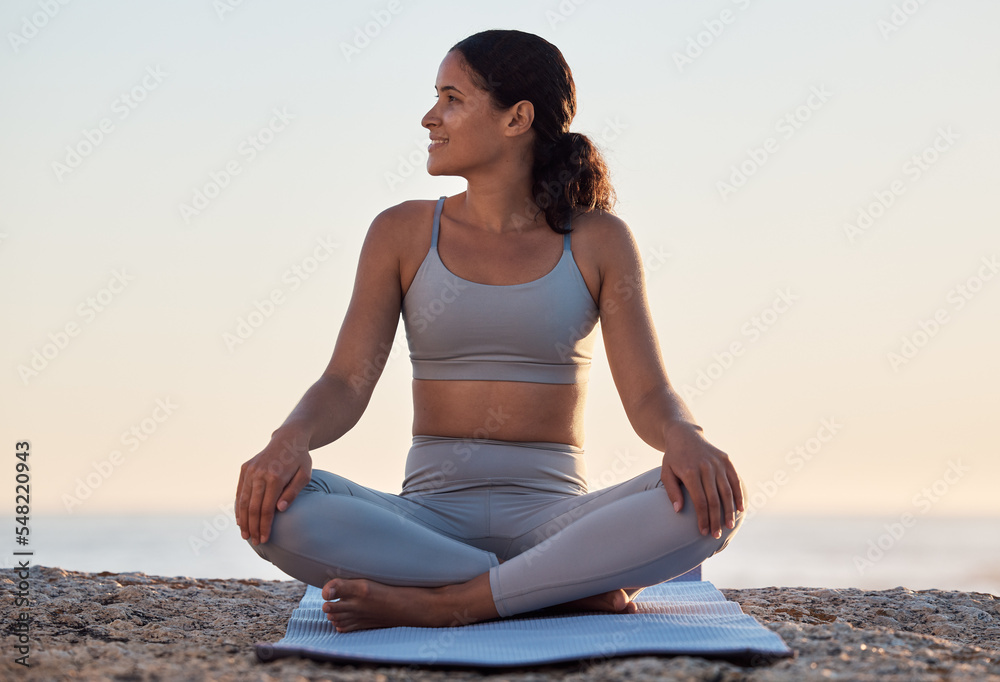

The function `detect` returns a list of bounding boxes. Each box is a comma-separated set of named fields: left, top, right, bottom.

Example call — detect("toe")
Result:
left=322, top=578, right=342, bottom=601
left=332, top=615, right=358, bottom=632
left=332, top=578, right=370, bottom=601
left=610, top=590, right=627, bottom=611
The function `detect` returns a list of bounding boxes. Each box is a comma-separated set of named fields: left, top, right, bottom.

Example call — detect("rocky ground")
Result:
left=1, top=565, right=998, bottom=681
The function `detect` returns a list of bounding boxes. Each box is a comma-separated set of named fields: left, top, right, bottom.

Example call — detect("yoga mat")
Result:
left=255, top=578, right=792, bottom=668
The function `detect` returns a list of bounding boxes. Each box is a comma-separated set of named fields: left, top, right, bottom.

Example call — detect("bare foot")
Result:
left=547, top=589, right=639, bottom=615
left=321, top=575, right=497, bottom=633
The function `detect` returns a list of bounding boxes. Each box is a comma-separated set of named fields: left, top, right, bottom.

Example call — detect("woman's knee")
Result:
left=246, top=470, right=355, bottom=557
left=300, top=468, right=358, bottom=496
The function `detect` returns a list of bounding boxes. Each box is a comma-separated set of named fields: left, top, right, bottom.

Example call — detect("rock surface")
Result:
left=2, top=565, right=998, bottom=681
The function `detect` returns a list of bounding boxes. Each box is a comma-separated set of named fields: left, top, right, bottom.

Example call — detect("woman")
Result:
left=235, top=29, right=744, bottom=633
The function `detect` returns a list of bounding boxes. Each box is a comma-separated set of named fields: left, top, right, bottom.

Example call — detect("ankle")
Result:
left=437, top=580, right=497, bottom=625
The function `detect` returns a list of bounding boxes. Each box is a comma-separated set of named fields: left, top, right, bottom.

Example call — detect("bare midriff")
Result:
left=411, top=379, right=588, bottom=447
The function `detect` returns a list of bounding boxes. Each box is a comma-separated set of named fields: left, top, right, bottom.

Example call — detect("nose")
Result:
left=421, top=104, right=440, bottom=131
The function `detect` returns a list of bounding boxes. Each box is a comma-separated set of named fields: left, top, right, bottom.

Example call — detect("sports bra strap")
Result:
left=431, top=195, right=446, bottom=248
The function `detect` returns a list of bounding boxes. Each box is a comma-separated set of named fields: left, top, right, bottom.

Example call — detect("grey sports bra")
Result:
left=400, top=196, right=600, bottom=384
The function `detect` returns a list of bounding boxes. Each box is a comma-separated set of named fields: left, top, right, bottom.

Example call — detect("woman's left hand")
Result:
left=658, top=422, right=744, bottom=539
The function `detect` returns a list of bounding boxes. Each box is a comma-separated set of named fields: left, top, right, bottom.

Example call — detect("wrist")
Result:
left=270, top=422, right=314, bottom=452
left=662, top=420, right=704, bottom=444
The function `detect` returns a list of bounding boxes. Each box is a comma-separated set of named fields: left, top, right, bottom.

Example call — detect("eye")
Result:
left=433, top=94, right=458, bottom=102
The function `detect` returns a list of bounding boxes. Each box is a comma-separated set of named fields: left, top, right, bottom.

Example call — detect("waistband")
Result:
left=401, top=434, right=588, bottom=496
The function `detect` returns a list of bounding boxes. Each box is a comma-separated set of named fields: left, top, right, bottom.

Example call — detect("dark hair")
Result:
left=449, top=29, right=617, bottom=234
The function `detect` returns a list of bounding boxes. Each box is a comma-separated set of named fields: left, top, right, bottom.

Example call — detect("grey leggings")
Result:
left=250, top=434, right=743, bottom=617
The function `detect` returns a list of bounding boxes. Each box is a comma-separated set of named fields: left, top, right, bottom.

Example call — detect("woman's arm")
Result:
left=590, top=213, right=744, bottom=539
left=235, top=203, right=410, bottom=545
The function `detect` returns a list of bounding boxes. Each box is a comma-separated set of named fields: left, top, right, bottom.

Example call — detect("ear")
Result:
left=503, top=100, right=535, bottom=138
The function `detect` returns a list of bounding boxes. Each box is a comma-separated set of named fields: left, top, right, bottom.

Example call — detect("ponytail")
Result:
left=531, top=131, right=616, bottom=234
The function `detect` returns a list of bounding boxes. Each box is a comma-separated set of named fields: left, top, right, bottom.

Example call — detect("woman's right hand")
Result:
left=235, top=430, right=313, bottom=546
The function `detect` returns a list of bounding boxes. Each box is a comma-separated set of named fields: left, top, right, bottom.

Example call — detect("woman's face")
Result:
left=421, top=51, right=515, bottom=178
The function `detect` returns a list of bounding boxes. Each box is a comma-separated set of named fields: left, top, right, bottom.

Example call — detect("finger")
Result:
left=716, top=469, right=736, bottom=530
left=247, top=478, right=266, bottom=545
left=277, top=466, right=311, bottom=513
left=684, top=472, right=711, bottom=536
left=258, top=480, right=286, bottom=545
left=729, top=467, right=746, bottom=513
left=660, top=468, right=685, bottom=513
left=701, top=465, right=723, bottom=538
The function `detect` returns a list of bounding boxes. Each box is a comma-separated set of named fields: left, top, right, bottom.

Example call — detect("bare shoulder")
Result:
left=354, top=199, right=440, bottom=270
left=356, top=199, right=441, bottom=292
left=569, top=208, right=642, bottom=282
left=365, top=199, right=436, bottom=243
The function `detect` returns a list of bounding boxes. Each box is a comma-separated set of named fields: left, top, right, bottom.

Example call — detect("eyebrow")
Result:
left=435, top=85, right=465, bottom=95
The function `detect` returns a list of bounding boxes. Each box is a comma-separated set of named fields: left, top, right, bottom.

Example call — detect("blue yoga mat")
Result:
left=255, top=578, right=792, bottom=667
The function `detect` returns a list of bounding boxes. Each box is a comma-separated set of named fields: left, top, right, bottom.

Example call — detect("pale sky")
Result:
left=2, top=0, right=998, bottom=527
